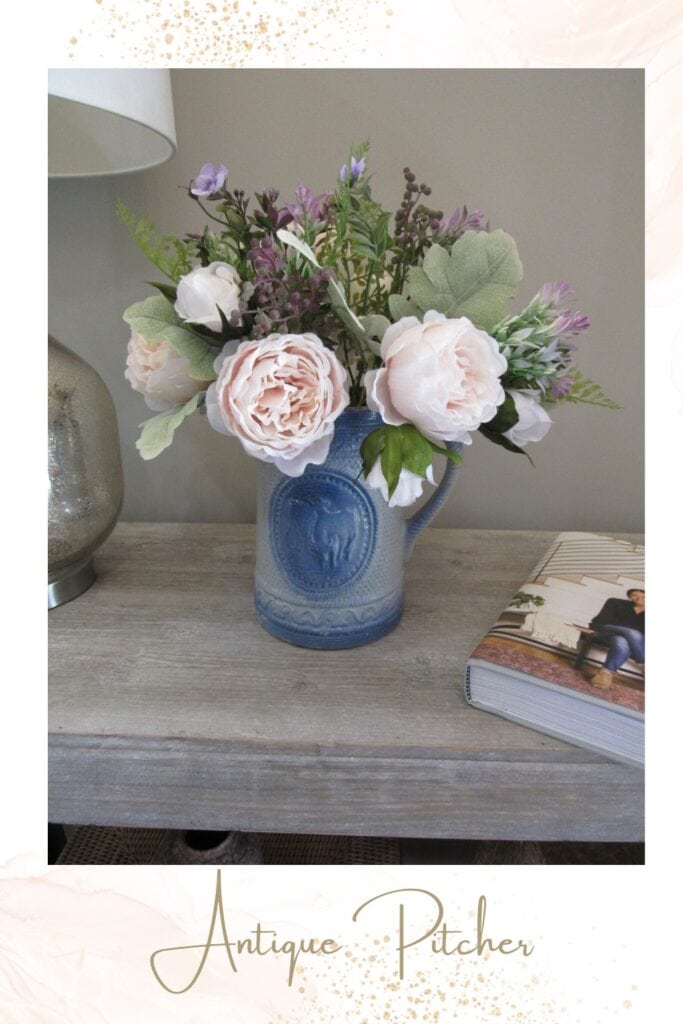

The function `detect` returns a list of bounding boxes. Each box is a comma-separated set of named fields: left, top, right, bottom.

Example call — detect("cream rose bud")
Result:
left=364, top=311, right=507, bottom=444
left=365, top=460, right=436, bottom=508
left=175, top=261, right=241, bottom=333
left=125, top=331, right=206, bottom=412
left=503, top=390, right=552, bottom=446
left=208, top=332, right=350, bottom=476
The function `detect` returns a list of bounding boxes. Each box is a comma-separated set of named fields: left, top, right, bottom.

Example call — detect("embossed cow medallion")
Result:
left=270, top=471, right=377, bottom=592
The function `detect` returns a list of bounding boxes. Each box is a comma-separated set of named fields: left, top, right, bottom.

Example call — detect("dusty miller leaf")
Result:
left=357, top=314, right=389, bottom=355
left=276, top=229, right=320, bottom=267
left=399, top=230, right=523, bottom=331
left=136, top=393, right=203, bottom=461
left=388, top=293, right=420, bottom=320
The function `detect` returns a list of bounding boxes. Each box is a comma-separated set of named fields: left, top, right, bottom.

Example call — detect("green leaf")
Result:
left=328, top=279, right=364, bottom=330
left=360, top=423, right=445, bottom=498
left=136, top=393, right=203, bottom=461
left=276, top=229, right=320, bottom=267
left=479, top=422, right=533, bottom=463
left=561, top=371, right=621, bottom=410
left=482, top=393, right=520, bottom=434
left=399, top=230, right=523, bottom=331
left=358, top=314, right=390, bottom=341
left=388, top=293, right=420, bottom=320
left=427, top=441, right=464, bottom=466
left=116, top=201, right=193, bottom=282
left=359, top=427, right=387, bottom=477
left=349, top=209, right=391, bottom=264
left=398, top=425, right=434, bottom=478
left=357, top=314, right=388, bottom=356
left=380, top=429, right=403, bottom=499
left=123, top=295, right=218, bottom=382
left=216, top=305, right=247, bottom=343
left=327, top=279, right=377, bottom=358
left=146, top=281, right=177, bottom=303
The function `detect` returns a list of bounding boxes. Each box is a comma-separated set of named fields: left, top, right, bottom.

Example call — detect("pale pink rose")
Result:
left=124, top=330, right=207, bottom=411
left=207, top=332, right=350, bottom=476
left=503, top=389, right=552, bottom=446
left=364, top=311, right=507, bottom=444
left=365, top=460, right=436, bottom=508
left=175, top=261, right=241, bottom=332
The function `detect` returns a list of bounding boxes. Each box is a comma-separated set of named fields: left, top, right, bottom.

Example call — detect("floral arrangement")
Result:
left=120, top=143, right=617, bottom=507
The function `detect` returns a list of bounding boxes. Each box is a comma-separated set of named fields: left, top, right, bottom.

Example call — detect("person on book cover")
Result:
left=586, top=588, right=645, bottom=689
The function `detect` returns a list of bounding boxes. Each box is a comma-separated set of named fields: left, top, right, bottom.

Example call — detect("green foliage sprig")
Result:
left=560, top=371, right=621, bottom=410
left=360, top=424, right=462, bottom=499
left=116, top=202, right=194, bottom=282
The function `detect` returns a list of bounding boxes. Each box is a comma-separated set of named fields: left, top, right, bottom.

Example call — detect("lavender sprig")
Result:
left=283, top=184, right=333, bottom=228
left=434, top=205, right=489, bottom=242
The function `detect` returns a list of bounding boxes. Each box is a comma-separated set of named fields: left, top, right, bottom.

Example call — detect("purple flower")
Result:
left=549, top=311, right=591, bottom=337
left=190, top=162, right=228, bottom=197
left=339, top=156, right=366, bottom=185
left=551, top=376, right=574, bottom=400
left=436, top=205, right=488, bottom=239
left=284, top=184, right=332, bottom=225
left=437, top=207, right=463, bottom=235
left=534, top=281, right=573, bottom=308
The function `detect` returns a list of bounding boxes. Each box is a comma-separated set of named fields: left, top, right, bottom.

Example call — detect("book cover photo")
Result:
left=466, top=532, right=644, bottom=766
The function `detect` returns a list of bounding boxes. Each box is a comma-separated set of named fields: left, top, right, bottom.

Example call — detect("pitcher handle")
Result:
left=404, top=442, right=463, bottom=561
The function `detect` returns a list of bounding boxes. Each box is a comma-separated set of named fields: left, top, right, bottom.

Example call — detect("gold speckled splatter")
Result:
left=63, top=0, right=393, bottom=65
left=255, top=922, right=642, bottom=1024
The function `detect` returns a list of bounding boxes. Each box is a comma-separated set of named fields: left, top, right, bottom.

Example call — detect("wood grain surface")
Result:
left=49, top=524, right=644, bottom=841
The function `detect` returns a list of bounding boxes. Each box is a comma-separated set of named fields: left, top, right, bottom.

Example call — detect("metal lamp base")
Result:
left=48, top=557, right=96, bottom=610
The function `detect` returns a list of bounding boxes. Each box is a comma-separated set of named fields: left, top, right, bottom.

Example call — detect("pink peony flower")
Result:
left=206, top=332, right=349, bottom=476
left=125, top=331, right=207, bottom=411
left=364, top=311, right=507, bottom=444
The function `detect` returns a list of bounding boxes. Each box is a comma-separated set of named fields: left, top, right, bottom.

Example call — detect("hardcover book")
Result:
left=465, top=532, right=644, bottom=767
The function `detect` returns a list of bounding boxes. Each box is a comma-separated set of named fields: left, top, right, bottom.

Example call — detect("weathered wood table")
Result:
left=48, top=524, right=644, bottom=842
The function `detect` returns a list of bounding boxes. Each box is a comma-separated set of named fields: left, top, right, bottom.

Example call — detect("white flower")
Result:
left=365, top=460, right=436, bottom=508
left=364, top=311, right=507, bottom=444
left=207, top=332, right=350, bottom=476
left=175, top=261, right=241, bottom=332
left=124, top=331, right=206, bottom=411
left=504, top=390, right=552, bottom=446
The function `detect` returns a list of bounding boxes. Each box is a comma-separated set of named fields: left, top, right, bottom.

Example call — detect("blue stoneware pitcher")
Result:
left=254, top=408, right=462, bottom=649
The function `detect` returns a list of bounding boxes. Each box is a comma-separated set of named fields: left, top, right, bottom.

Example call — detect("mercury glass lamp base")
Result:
left=48, top=557, right=96, bottom=610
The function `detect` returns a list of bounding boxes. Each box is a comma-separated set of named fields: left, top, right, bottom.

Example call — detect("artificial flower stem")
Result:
left=190, top=194, right=230, bottom=228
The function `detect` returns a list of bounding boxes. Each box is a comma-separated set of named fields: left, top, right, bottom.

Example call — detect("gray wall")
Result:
left=48, top=69, right=644, bottom=531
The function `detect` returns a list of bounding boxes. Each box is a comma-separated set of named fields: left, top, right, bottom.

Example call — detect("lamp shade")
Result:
left=48, top=69, right=176, bottom=178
